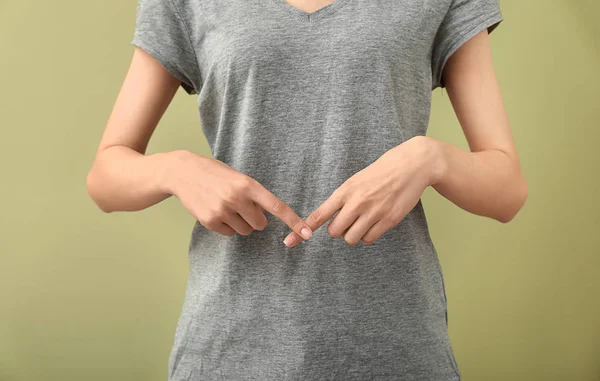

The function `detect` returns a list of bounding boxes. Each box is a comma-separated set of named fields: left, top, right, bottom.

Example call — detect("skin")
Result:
left=87, top=2, right=527, bottom=250
left=284, top=0, right=338, bottom=13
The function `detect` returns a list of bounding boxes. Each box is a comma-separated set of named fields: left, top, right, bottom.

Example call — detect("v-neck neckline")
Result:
left=272, top=0, right=352, bottom=22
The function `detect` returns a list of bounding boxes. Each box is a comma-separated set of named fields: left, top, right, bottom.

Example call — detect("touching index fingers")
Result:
left=281, top=190, right=345, bottom=247
left=250, top=183, right=313, bottom=241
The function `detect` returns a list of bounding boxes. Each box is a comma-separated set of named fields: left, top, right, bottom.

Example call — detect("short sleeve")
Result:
left=131, top=0, right=201, bottom=95
left=431, top=0, right=503, bottom=90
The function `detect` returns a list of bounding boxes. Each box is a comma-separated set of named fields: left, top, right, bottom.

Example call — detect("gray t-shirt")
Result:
left=132, top=1, right=502, bottom=380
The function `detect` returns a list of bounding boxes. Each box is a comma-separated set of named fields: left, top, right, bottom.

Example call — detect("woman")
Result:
left=87, top=0, right=527, bottom=380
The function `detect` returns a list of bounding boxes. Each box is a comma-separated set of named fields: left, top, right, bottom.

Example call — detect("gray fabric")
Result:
left=131, top=1, right=503, bottom=380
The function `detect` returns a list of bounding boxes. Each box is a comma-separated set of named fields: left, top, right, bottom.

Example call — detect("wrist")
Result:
left=428, top=137, right=448, bottom=186
left=157, top=149, right=193, bottom=196
left=411, top=136, right=447, bottom=187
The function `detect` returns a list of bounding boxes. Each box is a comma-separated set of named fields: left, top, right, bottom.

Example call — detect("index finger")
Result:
left=306, top=195, right=345, bottom=232
left=285, top=192, right=345, bottom=246
left=250, top=182, right=313, bottom=241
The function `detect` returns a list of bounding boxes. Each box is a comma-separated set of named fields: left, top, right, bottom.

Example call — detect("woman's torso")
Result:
left=166, top=0, right=459, bottom=380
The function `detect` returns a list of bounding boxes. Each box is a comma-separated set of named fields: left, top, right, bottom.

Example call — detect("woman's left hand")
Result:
left=283, top=136, right=443, bottom=247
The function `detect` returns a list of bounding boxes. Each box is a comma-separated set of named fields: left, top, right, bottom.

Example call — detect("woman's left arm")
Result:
left=282, top=29, right=528, bottom=247
left=424, top=29, right=528, bottom=223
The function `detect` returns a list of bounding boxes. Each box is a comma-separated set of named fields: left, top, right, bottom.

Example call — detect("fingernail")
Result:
left=283, top=235, right=294, bottom=247
left=301, top=228, right=312, bottom=239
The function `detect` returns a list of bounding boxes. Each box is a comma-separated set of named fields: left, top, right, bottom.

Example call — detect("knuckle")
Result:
left=344, top=236, right=358, bottom=246
left=224, top=178, right=254, bottom=203
left=207, top=207, right=229, bottom=224
left=257, top=219, right=268, bottom=230
left=222, top=229, right=236, bottom=237
left=353, top=188, right=366, bottom=199
left=308, top=209, right=323, bottom=225
left=327, top=224, right=339, bottom=238
left=331, top=187, right=348, bottom=202
left=214, top=201, right=230, bottom=216
left=199, top=214, right=217, bottom=228
left=382, top=215, right=398, bottom=227
left=271, top=199, right=286, bottom=214
left=345, top=192, right=365, bottom=206
left=289, top=214, right=301, bottom=229
left=354, top=189, right=373, bottom=203
left=205, top=213, right=221, bottom=226
left=222, top=187, right=241, bottom=204
left=362, top=237, right=375, bottom=245
left=374, top=209, right=388, bottom=220
left=197, top=217, right=209, bottom=227
left=235, top=176, right=255, bottom=192
left=342, top=177, right=355, bottom=189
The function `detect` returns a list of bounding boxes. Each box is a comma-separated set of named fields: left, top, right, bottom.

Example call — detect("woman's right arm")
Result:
left=86, top=48, right=314, bottom=242
left=86, top=47, right=187, bottom=213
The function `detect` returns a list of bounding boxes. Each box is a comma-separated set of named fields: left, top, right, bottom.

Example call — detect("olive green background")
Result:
left=1, top=1, right=598, bottom=380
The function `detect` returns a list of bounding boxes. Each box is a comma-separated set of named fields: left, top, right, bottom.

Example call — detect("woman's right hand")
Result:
left=88, top=48, right=311, bottom=244
left=166, top=150, right=313, bottom=241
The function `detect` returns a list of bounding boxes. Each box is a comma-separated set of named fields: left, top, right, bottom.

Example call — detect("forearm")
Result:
left=86, top=146, right=186, bottom=213
left=425, top=136, right=528, bottom=223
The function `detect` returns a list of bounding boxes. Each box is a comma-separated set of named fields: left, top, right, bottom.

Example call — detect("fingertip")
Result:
left=283, top=235, right=294, bottom=247
left=300, top=227, right=312, bottom=239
